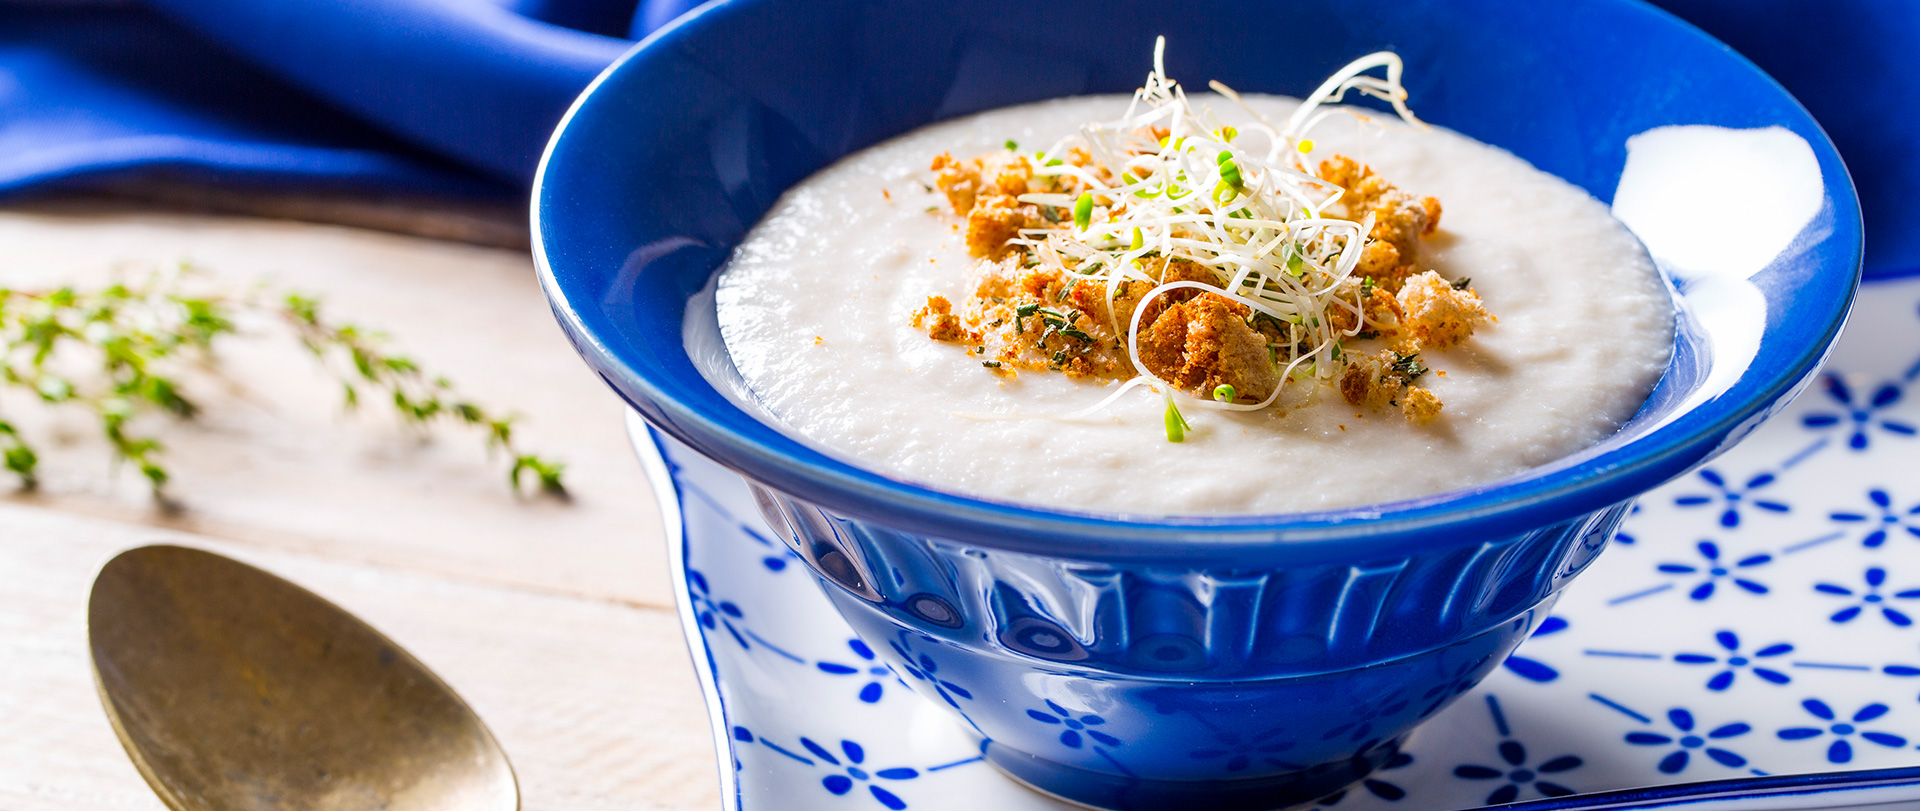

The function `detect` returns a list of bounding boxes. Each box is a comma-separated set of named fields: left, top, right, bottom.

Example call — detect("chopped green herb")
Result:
left=982, top=360, right=1002, bottom=368
left=924, top=205, right=939, bottom=212
left=1004, top=139, right=1019, bottom=151
left=1451, top=276, right=1473, bottom=290
left=1044, top=158, right=1064, bottom=167
left=1286, top=252, right=1305, bottom=278
left=1060, top=328, right=1093, bottom=342
left=1015, top=303, right=1039, bottom=318
left=1213, top=384, right=1236, bottom=402
left=1389, top=351, right=1429, bottom=384
left=1073, top=192, right=1094, bottom=231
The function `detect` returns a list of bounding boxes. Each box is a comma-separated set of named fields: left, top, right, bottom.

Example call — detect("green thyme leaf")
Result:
left=0, top=269, right=566, bottom=500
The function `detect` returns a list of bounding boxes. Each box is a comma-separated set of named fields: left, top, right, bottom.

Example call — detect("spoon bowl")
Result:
left=88, top=544, right=518, bottom=811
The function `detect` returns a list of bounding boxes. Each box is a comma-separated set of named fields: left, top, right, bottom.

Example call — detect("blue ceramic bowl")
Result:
left=533, top=1, right=1861, bottom=808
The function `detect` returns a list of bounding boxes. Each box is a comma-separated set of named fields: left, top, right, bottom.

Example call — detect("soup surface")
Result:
left=711, top=94, right=1672, bottom=515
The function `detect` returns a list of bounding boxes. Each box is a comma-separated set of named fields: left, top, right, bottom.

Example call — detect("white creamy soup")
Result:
left=711, top=92, right=1671, bottom=515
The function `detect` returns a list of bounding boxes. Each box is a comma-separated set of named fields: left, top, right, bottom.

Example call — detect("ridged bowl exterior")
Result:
left=749, top=480, right=1627, bottom=808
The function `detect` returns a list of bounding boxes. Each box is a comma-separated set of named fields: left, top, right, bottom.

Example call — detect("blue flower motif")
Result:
left=732, top=728, right=920, bottom=809
left=1454, top=740, right=1581, bottom=804
left=1624, top=709, right=1752, bottom=774
left=1187, top=726, right=1295, bottom=773
left=1830, top=489, right=1920, bottom=549
left=886, top=634, right=974, bottom=709
left=1657, top=541, right=1772, bottom=600
left=1503, top=617, right=1569, bottom=683
left=687, top=569, right=751, bottom=650
left=817, top=638, right=894, bottom=703
left=1311, top=751, right=1413, bottom=806
left=1814, top=567, right=1920, bottom=626
left=1027, top=700, right=1123, bottom=750
left=1673, top=469, right=1789, bottom=528
left=1673, top=631, right=1792, bottom=691
left=1777, top=700, right=1909, bottom=763
left=806, top=738, right=919, bottom=809
left=1801, top=374, right=1915, bottom=450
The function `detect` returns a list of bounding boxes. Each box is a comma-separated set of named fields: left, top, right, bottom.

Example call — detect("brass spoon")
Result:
left=87, top=545, right=519, bottom=811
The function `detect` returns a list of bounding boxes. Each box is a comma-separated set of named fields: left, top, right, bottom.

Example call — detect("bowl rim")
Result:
left=532, top=0, right=1863, bottom=565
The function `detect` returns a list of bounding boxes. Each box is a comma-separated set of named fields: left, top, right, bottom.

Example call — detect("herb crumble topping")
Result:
left=908, top=41, right=1492, bottom=440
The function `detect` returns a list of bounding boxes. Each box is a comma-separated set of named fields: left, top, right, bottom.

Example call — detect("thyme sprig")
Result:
left=0, top=268, right=565, bottom=499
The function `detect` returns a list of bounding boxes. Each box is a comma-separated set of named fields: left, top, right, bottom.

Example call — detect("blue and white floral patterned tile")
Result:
left=634, top=277, right=1920, bottom=811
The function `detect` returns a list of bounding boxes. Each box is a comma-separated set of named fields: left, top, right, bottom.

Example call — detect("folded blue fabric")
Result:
left=1, top=0, right=1913, bottom=276
left=0, top=0, right=680, bottom=200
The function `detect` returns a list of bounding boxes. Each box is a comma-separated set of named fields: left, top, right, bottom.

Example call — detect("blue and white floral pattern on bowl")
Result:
left=633, top=276, right=1920, bottom=811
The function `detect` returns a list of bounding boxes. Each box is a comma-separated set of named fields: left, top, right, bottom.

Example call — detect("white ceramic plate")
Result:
left=632, top=275, right=1920, bottom=811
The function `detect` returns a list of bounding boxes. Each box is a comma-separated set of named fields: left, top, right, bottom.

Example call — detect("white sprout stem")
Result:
left=1280, top=52, right=1426, bottom=143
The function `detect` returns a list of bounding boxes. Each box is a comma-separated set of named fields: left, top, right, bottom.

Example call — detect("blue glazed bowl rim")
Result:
left=533, top=0, right=1862, bottom=565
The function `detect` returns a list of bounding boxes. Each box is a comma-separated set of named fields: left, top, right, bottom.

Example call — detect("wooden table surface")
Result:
left=0, top=200, right=719, bottom=810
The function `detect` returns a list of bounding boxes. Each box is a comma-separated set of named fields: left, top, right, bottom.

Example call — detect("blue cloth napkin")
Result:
left=0, top=0, right=698, bottom=200
left=2, top=0, right=1914, bottom=276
